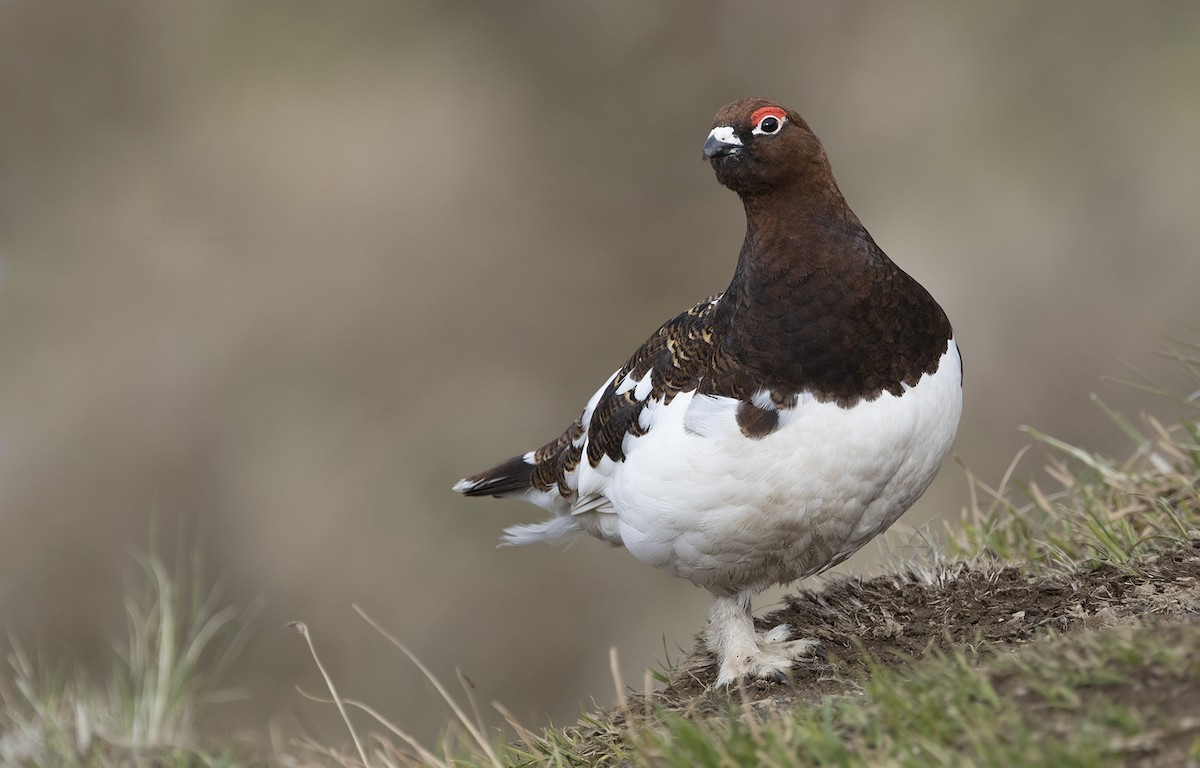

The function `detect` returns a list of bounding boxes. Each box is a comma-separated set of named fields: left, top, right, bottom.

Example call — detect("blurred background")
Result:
left=2, top=0, right=1199, bottom=749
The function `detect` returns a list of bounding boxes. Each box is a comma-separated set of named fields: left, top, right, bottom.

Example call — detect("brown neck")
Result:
left=726, top=178, right=879, bottom=313
left=741, top=172, right=852, bottom=231
left=709, top=178, right=932, bottom=404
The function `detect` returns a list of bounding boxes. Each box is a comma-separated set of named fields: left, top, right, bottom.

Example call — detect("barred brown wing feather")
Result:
left=585, top=294, right=723, bottom=467
left=459, top=293, right=724, bottom=499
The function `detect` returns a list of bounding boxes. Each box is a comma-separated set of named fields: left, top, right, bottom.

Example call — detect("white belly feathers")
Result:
left=571, top=340, right=963, bottom=593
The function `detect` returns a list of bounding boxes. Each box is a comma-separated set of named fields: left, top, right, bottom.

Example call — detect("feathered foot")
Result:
left=706, top=592, right=819, bottom=686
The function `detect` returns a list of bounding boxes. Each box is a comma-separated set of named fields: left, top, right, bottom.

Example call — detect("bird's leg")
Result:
left=706, top=592, right=760, bottom=686
left=706, top=591, right=820, bottom=686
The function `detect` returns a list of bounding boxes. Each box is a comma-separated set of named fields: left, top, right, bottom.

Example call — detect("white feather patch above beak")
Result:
left=707, top=126, right=742, bottom=146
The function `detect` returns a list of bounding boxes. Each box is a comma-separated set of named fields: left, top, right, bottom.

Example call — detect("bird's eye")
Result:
left=749, top=107, right=787, bottom=136
left=755, top=115, right=781, bottom=135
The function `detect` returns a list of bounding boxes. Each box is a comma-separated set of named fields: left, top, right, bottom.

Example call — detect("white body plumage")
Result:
left=494, top=339, right=962, bottom=596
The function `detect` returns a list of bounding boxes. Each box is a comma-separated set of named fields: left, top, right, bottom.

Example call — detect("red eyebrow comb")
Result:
left=750, top=105, right=787, bottom=124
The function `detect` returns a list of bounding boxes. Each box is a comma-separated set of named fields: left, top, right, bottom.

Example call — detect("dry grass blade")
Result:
left=351, top=604, right=503, bottom=768
left=609, top=647, right=627, bottom=715
left=294, top=685, right=447, bottom=767
left=490, top=701, right=545, bottom=758
left=290, top=621, right=371, bottom=768
left=455, top=667, right=490, bottom=758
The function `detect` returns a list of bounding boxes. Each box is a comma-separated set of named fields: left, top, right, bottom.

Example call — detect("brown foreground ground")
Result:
left=662, top=544, right=1200, bottom=711
left=552, top=540, right=1200, bottom=767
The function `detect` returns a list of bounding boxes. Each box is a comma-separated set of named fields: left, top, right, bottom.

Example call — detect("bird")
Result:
left=453, top=98, right=962, bottom=686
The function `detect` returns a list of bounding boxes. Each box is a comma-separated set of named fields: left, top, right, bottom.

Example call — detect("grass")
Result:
left=951, top=339, right=1200, bottom=572
left=0, top=553, right=258, bottom=767
left=5, top=338, right=1200, bottom=766
left=627, top=621, right=1200, bottom=768
left=290, top=604, right=1200, bottom=767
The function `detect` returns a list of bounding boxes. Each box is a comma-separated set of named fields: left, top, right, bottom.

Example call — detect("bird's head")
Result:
left=703, top=98, right=831, bottom=198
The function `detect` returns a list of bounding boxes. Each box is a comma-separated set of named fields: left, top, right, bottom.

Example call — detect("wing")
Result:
left=585, top=293, right=723, bottom=466
left=453, top=294, right=724, bottom=508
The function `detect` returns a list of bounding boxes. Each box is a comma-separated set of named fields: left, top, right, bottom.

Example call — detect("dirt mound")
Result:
left=653, top=543, right=1200, bottom=712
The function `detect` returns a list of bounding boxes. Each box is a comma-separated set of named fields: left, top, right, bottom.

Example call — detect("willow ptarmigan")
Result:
left=454, top=98, right=962, bottom=686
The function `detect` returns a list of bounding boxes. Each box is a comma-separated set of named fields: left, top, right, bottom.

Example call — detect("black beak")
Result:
left=703, top=134, right=740, bottom=160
